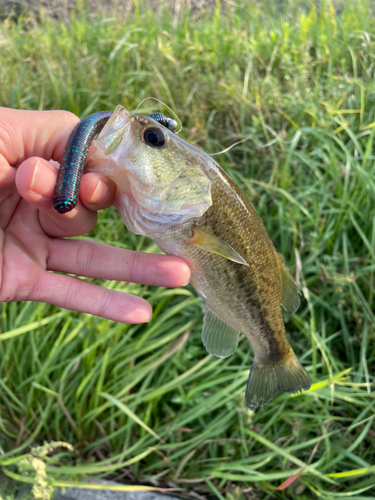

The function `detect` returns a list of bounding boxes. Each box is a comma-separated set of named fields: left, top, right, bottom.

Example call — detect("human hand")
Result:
left=0, top=108, right=190, bottom=323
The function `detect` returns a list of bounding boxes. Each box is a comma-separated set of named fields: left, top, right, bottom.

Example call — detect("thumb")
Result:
left=0, top=107, right=79, bottom=166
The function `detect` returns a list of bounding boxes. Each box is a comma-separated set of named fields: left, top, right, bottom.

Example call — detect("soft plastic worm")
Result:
left=53, top=111, right=177, bottom=214
left=53, top=112, right=112, bottom=214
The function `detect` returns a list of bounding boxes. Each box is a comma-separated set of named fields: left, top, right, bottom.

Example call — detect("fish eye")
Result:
left=143, top=127, right=166, bottom=147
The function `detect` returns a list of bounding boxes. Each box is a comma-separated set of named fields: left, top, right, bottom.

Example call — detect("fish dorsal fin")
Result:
left=276, top=254, right=301, bottom=315
left=187, top=227, right=249, bottom=266
left=202, top=307, right=240, bottom=358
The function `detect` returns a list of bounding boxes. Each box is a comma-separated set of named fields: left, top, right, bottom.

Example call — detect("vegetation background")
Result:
left=0, top=0, right=374, bottom=498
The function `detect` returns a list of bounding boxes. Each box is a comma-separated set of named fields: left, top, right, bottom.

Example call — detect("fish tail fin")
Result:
left=245, top=350, right=311, bottom=410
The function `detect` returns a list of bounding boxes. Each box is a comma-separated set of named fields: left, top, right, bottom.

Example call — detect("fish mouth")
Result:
left=88, top=106, right=134, bottom=183
left=98, top=105, right=133, bottom=154
left=106, top=105, right=133, bottom=129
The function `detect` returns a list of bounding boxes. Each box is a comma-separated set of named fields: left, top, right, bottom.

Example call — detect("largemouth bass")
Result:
left=58, top=105, right=311, bottom=409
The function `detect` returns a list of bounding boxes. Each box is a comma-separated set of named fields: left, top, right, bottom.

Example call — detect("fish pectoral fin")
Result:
left=276, top=255, right=301, bottom=315
left=202, top=307, right=240, bottom=358
left=187, top=227, right=249, bottom=266
left=245, top=350, right=311, bottom=410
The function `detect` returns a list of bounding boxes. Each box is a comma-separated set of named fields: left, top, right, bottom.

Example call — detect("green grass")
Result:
left=0, top=1, right=375, bottom=498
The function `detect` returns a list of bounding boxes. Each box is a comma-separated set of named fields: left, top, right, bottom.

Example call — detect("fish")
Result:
left=85, top=105, right=311, bottom=409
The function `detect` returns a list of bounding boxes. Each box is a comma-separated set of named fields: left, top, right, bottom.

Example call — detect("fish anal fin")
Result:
left=276, top=254, right=301, bottom=315
left=188, top=227, right=249, bottom=266
left=245, top=350, right=311, bottom=410
left=202, top=307, right=240, bottom=358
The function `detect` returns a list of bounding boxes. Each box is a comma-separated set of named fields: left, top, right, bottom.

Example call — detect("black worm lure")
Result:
left=53, top=111, right=177, bottom=214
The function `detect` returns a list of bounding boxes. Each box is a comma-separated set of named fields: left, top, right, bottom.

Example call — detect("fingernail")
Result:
left=88, top=179, right=108, bottom=204
left=29, top=160, right=56, bottom=196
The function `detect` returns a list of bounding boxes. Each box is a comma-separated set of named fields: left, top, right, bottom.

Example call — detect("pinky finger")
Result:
left=32, top=271, right=152, bottom=324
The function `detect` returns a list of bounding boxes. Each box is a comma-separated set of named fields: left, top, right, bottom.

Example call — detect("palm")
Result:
left=0, top=193, right=49, bottom=303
